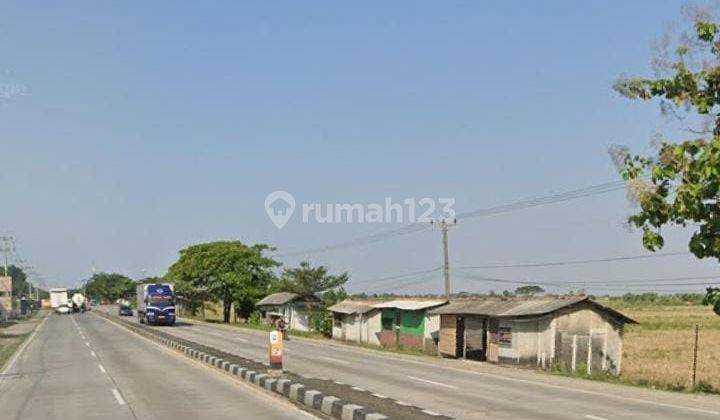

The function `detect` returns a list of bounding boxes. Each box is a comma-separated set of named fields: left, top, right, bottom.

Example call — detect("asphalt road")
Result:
left=111, top=308, right=720, bottom=419
left=0, top=311, right=315, bottom=420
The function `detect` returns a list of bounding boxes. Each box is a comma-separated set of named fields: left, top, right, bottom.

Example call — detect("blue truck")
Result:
left=137, top=283, right=176, bottom=326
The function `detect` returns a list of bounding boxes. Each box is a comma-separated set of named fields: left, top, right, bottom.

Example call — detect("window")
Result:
left=381, top=310, right=396, bottom=330
left=333, top=314, right=342, bottom=328
left=498, top=326, right=512, bottom=348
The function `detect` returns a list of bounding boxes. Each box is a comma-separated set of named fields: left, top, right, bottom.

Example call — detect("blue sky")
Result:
left=1, top=1, right=717, bottom=293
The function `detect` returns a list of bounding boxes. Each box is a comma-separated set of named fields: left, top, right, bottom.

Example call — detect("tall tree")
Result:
left=614, top=10, right=720, bottom=315
left=165, top=241, right=279, bottom=322
left=85, top=272, right=135, bottom=303
left=275, top=261, right=348, bottom=335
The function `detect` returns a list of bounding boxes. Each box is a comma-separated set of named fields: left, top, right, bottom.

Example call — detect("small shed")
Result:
left=329, top=299, right=447, bottom=352
left=429, top=296, right=636, bottom=374
left=328, top=301, right=380, bottom=345
left=256, top=292, right=319, bottom=332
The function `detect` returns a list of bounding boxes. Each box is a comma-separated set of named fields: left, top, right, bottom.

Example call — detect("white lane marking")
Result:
left=111, top=388, right=126, bottom=405
left=318, top=356, right=350, bottom=365
left=585, top=416, right=609, bottom=420
left=90, top=351, right=96, bottom=358
left=407, top=375, right=459, bottom=390
left=85, top=342, right=90, bottom=348
left=98, top=364, right=107, bottom=374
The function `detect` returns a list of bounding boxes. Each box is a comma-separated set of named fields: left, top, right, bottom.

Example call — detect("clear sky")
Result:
left=1, top=1, right=718, bottom=294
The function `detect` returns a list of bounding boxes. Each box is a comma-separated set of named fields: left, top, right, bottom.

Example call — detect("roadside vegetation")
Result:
left=599, top=298, right=720, bottom=393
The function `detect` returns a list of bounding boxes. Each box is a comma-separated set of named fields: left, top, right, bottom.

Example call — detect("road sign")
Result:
left=269, top=330, right=283, bottom=371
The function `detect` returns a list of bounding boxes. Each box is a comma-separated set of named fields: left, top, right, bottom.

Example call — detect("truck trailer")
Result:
left=49, top=288, right=68, bottom=309
left=136, top=283, right=175, bottom=326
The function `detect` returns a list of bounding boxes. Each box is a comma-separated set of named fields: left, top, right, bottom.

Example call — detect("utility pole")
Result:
left=432, top=218, right=456, bottom=300
left=0, top=236, right=14, bottom=276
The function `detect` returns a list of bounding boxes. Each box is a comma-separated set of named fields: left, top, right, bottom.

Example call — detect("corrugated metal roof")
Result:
left=428, top=296, right=635, bottom=324
left=328, top=301, right=375, bottom=315
left=371, top=299, right=448, bottom=311
left=256, top=292, right=300, bottom=306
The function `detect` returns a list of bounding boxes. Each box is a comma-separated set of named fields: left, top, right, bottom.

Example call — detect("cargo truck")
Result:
left=137, top=283, right=175, bottom=326
left=49, top=288, right=68, bottom=309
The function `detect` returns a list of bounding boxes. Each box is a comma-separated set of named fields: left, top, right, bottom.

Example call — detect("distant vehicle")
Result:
left=71, top=293, right=87, bottom=312
left=55, top=305, right=71, bottom=315
left=49, top=288, right=69, bottom=309
left=118, top=305, right=133, bottom=316
left=136, top=283, right=175, bottom=326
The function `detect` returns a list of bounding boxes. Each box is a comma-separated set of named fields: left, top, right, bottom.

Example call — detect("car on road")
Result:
left=118, top=305, right=133, bottom=316
left=55, top=305, right=71, bottom=315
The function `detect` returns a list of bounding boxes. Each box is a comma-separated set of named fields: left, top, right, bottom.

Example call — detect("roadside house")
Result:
left=329, top=299, right=447, bottom=352
left=429, top=296, right=636, bottom=374
left=256, top=292, right=319, bottom=332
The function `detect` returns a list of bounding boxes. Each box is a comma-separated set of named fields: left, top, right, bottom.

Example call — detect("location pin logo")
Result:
left=265, top=191, right=295, bottom=229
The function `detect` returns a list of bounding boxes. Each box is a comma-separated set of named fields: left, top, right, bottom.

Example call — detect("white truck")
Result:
left=71, top=293, right=87, bottom=312
left=49, top=288, right=68, bottom=309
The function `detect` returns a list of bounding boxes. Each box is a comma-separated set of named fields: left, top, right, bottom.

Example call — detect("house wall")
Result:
left=553, top=304, right=624, bottom=374
left=366, top=310, right=381, bottom=345
left=439, top=303, right=625, bottom=374
left=331, top=310, right=382, bottom=346
left=332, top=313, right=344, bottom=340
left=290, top=306, right=310, bottom=331
left=438, top=314, right=458, bottom=356
left=423, top=314, right=440, bottom=353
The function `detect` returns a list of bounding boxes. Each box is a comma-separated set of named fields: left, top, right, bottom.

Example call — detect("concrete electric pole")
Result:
left=432, top=218, right=456, bottom=300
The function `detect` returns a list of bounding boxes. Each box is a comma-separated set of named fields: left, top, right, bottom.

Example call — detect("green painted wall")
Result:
left=380, top=309, right=425, bottom=336
left=400, top=310, right=425, bottom=336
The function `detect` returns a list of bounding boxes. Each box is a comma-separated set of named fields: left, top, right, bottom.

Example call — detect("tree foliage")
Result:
left=514, top=285, right=545, bottom=296
left=85, top=272, right=135, bottom=303
left=165, top=241, right=279, bottom=322
left=615, top=13, right=720, bottom=315
left=275, top=261, right=349, bottom=336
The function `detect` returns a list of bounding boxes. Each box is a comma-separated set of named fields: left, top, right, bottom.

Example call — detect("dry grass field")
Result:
left=600, top=301, right=720, bottom=393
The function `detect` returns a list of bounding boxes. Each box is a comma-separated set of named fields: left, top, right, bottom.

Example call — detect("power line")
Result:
left=350, top=267, right=442, bottom=286
left=273, top=179, right=628, bottom=258
left=456, top=251, right=690, bottom=270
left=454, top=272, right=720, bottom=288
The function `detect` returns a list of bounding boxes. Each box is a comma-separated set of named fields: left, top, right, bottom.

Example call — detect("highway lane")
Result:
left=0, top=312, right=315, bottom=420
left=111, top=309, right=720, bottom=419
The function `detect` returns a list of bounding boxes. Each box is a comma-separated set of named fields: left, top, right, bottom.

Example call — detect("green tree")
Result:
left=165, top=241, right=279, bottom=323
left=514, top=285, right=545, bottom=296
left=85, top=272, right=135, bottom=303
left=614, top=13, right=720, bottom=314
left=275, top=261, right=349, bottom=335
left=615, top=13, right=720, bottom=312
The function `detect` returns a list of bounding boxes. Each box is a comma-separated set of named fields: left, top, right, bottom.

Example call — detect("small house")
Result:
left=329, top=299, right=447, bottom=352
left=256, top=292, right=319, bottom=332
left=429, top=296, right=636, bottom=374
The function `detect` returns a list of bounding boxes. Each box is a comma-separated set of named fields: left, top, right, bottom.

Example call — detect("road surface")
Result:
left=113, top=309, right=720, bottom=419
left=0, top=312, right=315, bottom=420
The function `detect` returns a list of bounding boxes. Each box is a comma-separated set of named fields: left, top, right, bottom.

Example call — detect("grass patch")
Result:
left=0, top=333, right=29, bottom=371
left=591, top=300, right=720, bottom=394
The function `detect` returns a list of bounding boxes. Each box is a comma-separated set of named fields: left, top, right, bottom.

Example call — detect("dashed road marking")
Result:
left=407, top=375, right=458, bottom=390
left=318, top=356, right=350, bottom=365
left=111, top=388, right=126, bottom=405
left=585, top=416, right=609, bottom=420
left=90, top=351, right=96, bottom=358
left=98, top=364, right=107, bottom=374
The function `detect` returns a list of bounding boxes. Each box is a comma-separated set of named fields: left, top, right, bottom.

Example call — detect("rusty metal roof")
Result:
left=328, top=301, right=376, bottom=315
left=256, top=292, right=301, bottom=306
left=371, top=299, right=448, bottom=311
left=428, top=296, right=636, bottom=324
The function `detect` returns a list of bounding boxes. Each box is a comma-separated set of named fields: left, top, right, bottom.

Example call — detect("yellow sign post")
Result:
left=269, top=329, right=284, bottom=374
